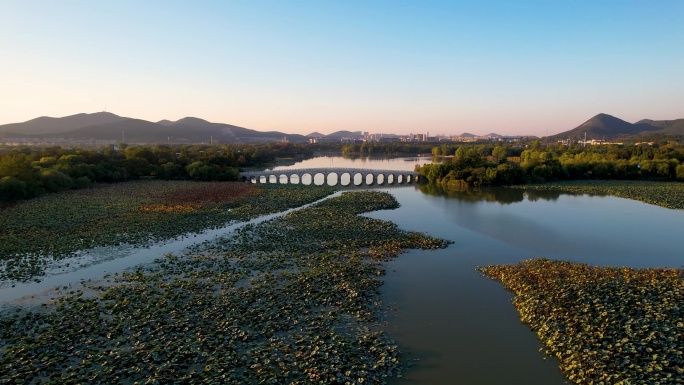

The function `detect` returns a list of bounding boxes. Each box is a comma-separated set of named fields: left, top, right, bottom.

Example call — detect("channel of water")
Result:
left=0, top=191, right=343, bottom=311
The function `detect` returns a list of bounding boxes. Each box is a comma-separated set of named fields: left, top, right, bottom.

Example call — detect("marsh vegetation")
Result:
left=0, top=181, right=334, bottom=283
left=479, top=259, right=684, bottom=384
left=0, top=190, right=450, bottom=384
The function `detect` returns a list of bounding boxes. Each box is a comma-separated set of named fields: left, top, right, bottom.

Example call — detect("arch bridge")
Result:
left=240, top=168, right=421, bottom=187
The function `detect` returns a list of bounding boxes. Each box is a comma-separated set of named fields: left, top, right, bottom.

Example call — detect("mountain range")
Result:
left=0, top=112, right=320, bottom=144
left=546, top=113, right=684, bottom=141
left=1, top=112, right=683, bottom=144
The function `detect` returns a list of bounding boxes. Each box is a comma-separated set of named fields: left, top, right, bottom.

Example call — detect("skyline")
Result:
left=1, top=1, right=683, bottom=136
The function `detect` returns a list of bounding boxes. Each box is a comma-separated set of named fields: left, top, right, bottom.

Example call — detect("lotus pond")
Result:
left=479, top=259, right=684, bottom=384
left=0, top=189, right=450, bottom=384
left=0, top=181, right=334, bottom=283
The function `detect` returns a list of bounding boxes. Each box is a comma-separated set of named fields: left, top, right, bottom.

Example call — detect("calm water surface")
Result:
left=274, top=156, right=684, bottom=385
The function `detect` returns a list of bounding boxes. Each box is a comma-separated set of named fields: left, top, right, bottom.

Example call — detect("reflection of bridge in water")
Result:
left=240, top=168, right=421, bottom=187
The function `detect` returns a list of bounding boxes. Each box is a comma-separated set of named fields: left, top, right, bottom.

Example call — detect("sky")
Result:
left=1, top=0, right=683, bottom=136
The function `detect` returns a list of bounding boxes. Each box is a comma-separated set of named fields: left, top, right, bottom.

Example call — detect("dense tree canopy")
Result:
left=0, top=143, right=313, bottom=203
left=418, top=142, right=684, bottom=188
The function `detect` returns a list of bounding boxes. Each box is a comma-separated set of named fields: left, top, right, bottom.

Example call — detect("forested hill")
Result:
left=547, top=113, right=684, bottom=141
left=0, top=112, right=308, bottom=144
left=635, top=118, right=684, bottom=135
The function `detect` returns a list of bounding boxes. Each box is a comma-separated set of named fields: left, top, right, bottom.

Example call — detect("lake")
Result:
left=269, top=155, right=684, bottom=385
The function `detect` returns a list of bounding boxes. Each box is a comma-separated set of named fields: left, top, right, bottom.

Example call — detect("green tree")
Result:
left=39, top=169, right=73, bottom=192
left=492, top=146, right=508, bottom=162
left=0, top=154, right=35, bottom=182
left=122, top=158, right=153, bottom=178
left=186, top=161, right=216, bottom=181
left=677, top=164, right=684, bottom=181
left=0, top=176, right=27, bottom=201
left=454, top=146, right=467, bottom=160
left=125, top=146, right=158, bottom=164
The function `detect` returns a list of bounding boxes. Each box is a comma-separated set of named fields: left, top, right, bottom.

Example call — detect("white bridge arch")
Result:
left=240, top=168, right=421, bottom=187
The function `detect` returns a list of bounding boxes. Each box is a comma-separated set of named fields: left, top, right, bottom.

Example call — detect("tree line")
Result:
left=340, top=142, right=438, bottom=156
left=418, top=141, right=684, bottom=188
left=0, top=143, right=313, bottom=202
left=5, top=139, right=684, bottom=203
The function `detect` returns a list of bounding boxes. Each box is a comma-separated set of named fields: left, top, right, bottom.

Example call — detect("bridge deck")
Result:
left=240, top=168, right=419, bottom=177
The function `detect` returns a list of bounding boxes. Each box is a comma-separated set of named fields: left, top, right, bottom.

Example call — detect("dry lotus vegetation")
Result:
left=479, top=259, right=684, bottom=384
left=0, top=191, right=451, bottom=384
left=0, top=181, right=335, bottom=283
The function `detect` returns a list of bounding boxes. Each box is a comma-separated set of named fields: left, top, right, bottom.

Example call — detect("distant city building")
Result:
left=308, top=137, right=339, bottom=144
left=558, top=138, right=623, bottom=146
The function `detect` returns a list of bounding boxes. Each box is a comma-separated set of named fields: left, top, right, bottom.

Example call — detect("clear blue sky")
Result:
left=1, top=0, right=682, bottom=136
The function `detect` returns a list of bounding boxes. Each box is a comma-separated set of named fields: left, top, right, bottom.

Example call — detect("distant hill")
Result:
left=547, top=113, right=684, bottom=141
left=324, top=130, right=363, bottom=139
left=306, top=132, right=324, bottom=138
left=636, top=118, right=684, bottom=135
left=172, top=117, right=213, bottom=127
left=460, top=132, right=475, bottom=138
left=0, top=112, right=308, bottom=144
left=0, top=112, right=127, bottom=135
left=65, top=119, right=175, bottom=142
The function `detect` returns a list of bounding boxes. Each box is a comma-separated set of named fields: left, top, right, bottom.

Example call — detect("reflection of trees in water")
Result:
left=418, top=184, right=580, bottom=254
left=419, top=184, right=524, bottom=204
left=523, top=189, right=562, bottom=202
left=419, top=185, right=569, bottom=204
left=522, top=185, right=612, bottom=201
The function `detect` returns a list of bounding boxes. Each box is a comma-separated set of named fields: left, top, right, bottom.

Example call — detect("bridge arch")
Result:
left=290, top=174, right=300, bottom=184
left=326, top=172, right=339, bottom=186
left=352, top=172, right=363, bottom=186
left=314, top=172, right=327, bottom=186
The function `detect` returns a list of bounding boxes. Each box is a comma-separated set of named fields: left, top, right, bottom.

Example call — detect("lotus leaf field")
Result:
left=0, top=190, right=451, bottom=384
left=512, top=181, right=684, bottom=210
left=479, top=259, right=684, bottom=385
left=0, top=181, right=336, bottom=283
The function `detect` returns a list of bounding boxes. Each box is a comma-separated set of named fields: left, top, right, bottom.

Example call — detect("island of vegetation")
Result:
left=479, top=259, right=684, bottom=384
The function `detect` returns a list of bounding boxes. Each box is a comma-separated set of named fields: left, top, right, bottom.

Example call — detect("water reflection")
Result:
left=418, top=184, right=566, bottom=205
left=269, top=155, right=427, bottom=172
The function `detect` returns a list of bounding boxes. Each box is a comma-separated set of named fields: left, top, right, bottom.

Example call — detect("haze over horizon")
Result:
left=1, top=0, right=683, bottom=137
